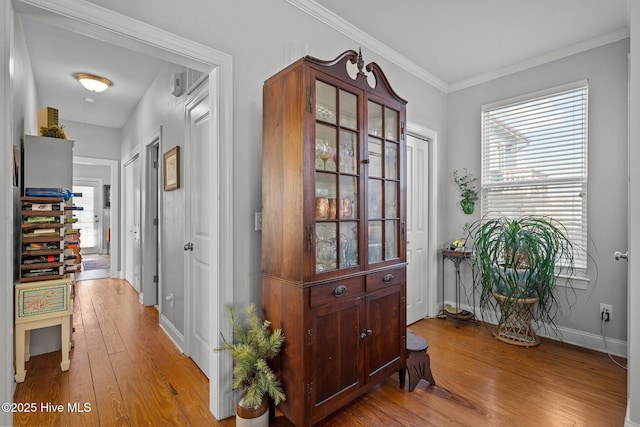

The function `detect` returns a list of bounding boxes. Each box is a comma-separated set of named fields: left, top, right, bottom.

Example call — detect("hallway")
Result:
left=13, top=278, right=223, bottom=426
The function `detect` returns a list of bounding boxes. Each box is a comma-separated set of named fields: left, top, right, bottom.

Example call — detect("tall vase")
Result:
left=236, top=394, right=269, bottom=427
left=460, top=199, right=475, bottom=214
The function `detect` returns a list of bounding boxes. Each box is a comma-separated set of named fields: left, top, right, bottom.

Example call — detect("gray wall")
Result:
left=446, top=39, right=629, bottom=342
left=111, top=0, right=449, bottom=339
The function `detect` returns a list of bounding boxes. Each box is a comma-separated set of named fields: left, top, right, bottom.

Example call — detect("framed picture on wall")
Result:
left=163, top=146, right=180, bottom=191
left=104, top=185, right=111, bottom=208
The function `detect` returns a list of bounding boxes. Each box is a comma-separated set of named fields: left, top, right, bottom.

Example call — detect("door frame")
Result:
left=72, top=177, right=104, bottom=255
left=73, top=156, right=119, bottom=278
left=12, top=0, right=235, bottom=419
left=123, top=148, right=141, bottom=292
left=141, top=128, right=161, bottom=307
left=406, top=123, right=439, bottom=318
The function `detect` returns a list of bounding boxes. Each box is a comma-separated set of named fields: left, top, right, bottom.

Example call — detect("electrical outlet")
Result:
left=600, top=303, right=612, bottom=321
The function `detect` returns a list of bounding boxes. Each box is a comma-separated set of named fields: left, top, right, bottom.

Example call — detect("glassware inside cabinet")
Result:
left=339, top=176, right=358, bottom=219
left=368, top=221, right=383, bottom=263
left=315, top=173, right=336, bottom=220
left=339, top=130, right=358, bottom=175
left=385, top=221, right=398, bottom=259
left=368, top=179, right=382, bottom=219
left=385, top=182, right=398, bottom=217
left=316, top=124, right=337, bottom=171
left=316, top=81, right=337, bottom=124
left=316, top=223, right=337, bottom=272
left=368, top=101, right=383, bottom=137
left=384, top=144, right=398, bottom=180
left=368, top=138, right=382, bottom=178
left=339, top=90, right=358, bottom=130
left=339, top=221, right=358, bottom=268
left=385, top=107, right=398, bottom=141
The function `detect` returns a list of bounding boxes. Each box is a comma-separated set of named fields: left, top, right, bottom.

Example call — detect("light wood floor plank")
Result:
left=14, top=278, right=627, bottom=427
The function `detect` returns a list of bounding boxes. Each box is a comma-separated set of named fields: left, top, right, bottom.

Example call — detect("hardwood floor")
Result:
left=14, top=278, right=627, bottom=426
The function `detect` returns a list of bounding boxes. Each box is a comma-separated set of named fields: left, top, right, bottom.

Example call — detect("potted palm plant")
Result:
left=467, top=216, right=576, bottom=346
left=216, top=304, right=286, bottom=426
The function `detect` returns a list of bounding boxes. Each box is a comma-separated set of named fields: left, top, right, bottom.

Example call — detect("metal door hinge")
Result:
left=307, top=329, right=313, bottom=346
left=401, top=121, right=405, bottom=140
left=153, top=218, right=158, bottom=226
left=153, top=275, right=159, bottom=283
left=306, top=225, right=314, bottom=252
left=307, top=383, right=313, bottom=401
left=307, top=87, right=313, bottom=113
left=153, top=160, right=158, bottom=169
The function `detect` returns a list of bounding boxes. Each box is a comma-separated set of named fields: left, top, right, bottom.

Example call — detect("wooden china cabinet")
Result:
left=262, top=49, right=407, bottom=426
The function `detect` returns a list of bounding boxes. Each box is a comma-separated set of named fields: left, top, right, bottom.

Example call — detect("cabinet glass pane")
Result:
left=385, top=107, right=398, bottom=141
left=385, top=182, right=398, bottom=218
left=316, top=223, right=337, bottom=273
left=385, top=143, right=398, bottom=180
left=316, top=173, right=336, bottom=219
left=368, top=179, right=382, bottom=219
left=368, top=221, right=383, bottom=263
left=339, top=90, right=357, bottom=130
left=385, top=220, right=398, bottom=259
left=316, top=124, right=337, bottom=172
left=339, top=176, right=358, bottom=219
left=316, top=81, right=336, bottom=124
left=368, top=138, right=382, bottom=178
left=368, top=101, right=383, bottom=137
left=339, top=130, right=358, bottom=175
left=339, top=221, right=358, bottom=268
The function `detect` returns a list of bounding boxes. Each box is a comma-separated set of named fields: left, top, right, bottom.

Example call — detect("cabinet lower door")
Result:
left=365, top=284, right=405, bottom=383
left=311, top=298, right=364, bottom=409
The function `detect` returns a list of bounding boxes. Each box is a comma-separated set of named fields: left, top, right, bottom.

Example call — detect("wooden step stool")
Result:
left=400, top=329, right=435, bottom=391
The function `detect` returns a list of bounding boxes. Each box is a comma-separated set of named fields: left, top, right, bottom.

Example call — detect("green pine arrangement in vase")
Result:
left=216, top=304, right=285, bottom=426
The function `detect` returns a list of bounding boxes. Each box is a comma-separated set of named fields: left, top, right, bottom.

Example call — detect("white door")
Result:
left=406, top=134, right=430, bottom=324
left=124, top=153, right=141, bottom=293
left=185, top=85, right=212, bottom=377
left=72, top=179, right=102, bottom=254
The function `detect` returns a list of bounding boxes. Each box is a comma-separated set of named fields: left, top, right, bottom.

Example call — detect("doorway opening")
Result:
left=14, top=0, right=235, bottom=419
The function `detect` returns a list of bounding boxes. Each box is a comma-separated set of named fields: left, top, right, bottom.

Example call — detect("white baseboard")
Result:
left=441, top=300, right=628, bottom=358
left=626, top=400, right=640, bottom=427
left=159, top=313, right=185, bottom=353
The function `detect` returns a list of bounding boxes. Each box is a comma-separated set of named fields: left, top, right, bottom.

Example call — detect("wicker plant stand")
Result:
left=492, top=292, right=541, bottom=347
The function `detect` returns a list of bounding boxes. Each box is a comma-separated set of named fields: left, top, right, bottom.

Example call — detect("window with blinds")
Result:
left=481, top=81, right=588, bottom=274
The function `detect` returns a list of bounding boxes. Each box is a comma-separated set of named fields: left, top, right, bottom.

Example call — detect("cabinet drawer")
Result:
left=309, top=277, right=364, bottom=308
left=366, top=268, right=406, bottom=292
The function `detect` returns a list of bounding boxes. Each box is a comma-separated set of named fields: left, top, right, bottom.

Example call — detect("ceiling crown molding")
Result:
left=15, top=0, right=231, bottom=70
left=448, top=26, right=630, bottom=93
left=286, top=0, right=630, bottom=94
left=285, top=0, right=449, bottom=92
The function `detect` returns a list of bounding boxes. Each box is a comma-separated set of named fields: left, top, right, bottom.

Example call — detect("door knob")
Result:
left=614, top=251, right=628, bottom=261
left=184, top=242, right=194, bottom=251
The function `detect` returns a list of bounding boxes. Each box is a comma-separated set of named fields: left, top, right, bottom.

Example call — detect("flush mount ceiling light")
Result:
left=74, top=73, right=112, bottom=93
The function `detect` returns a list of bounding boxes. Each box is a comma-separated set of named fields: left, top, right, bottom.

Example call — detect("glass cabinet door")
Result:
left=315, top=80, right=360, bottom=273
left=367, top=101, right=400, bottom=264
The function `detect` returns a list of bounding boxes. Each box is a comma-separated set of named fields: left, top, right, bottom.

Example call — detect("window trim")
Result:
left=480, top=80, right=588, bottom=280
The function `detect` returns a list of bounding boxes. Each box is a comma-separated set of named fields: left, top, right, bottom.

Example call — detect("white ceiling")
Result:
left=20, top=15, right=166, bottom=129
left=313, top=0, right=630, bottom=87
left=19, top=1, right=630, bottom=129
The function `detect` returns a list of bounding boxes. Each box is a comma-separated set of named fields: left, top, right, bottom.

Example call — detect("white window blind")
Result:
left=481, top=81, right=588, bottom=273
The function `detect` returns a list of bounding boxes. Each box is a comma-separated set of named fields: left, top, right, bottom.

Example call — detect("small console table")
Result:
left=14, top=278, right=73, bottom=382
left=439, top=250, right=480, bottom=327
